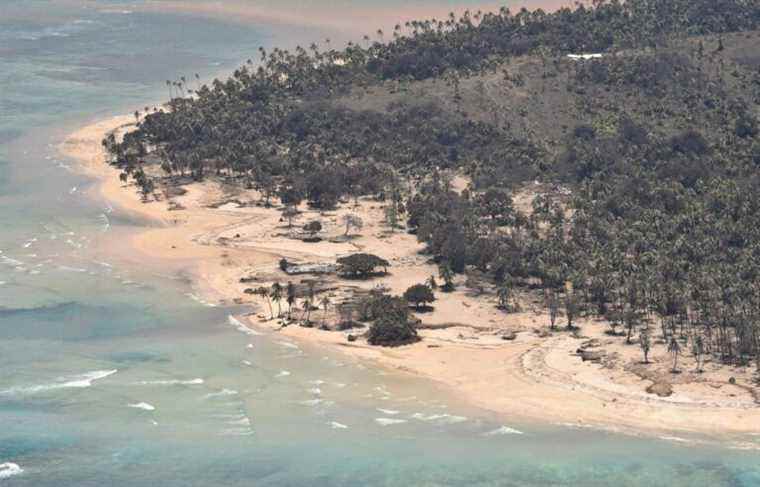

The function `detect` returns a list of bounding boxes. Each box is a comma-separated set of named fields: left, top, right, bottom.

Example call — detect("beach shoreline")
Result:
left=58, top=114, right=760, bottom=445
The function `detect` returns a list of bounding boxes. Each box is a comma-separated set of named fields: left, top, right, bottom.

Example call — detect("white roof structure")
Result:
left=567, top=53, right=603, bottom=60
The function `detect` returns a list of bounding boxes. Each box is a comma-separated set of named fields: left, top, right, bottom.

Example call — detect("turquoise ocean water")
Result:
left=1, top=1, right=759, bottom=485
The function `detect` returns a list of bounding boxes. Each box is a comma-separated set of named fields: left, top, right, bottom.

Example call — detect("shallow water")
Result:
left=1, top=1, right=760, bottom=485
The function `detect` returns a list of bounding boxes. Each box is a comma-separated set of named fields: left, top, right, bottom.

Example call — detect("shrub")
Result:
left=735, top=113, right=758, bottom=138
left=303, top=220, right=322, bottom=241
left=669, top=130, right=709, bottom=155
left=367, top=310, right=420, bottom=347
left=573, top=124, right=596, bottom=141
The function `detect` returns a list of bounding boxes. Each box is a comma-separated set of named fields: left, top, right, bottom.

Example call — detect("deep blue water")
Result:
left=1, top=1, right=759, bottom=485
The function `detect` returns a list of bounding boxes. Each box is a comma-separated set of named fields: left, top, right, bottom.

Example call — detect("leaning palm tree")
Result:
left=256, top=287, right=273, bottom=320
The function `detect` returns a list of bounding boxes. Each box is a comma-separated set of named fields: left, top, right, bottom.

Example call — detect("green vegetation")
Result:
left=403, top=284, right=436, bottom=310
left=336, top=253, right=389, bottom=278
left=360, top=290, right=420, bottom=346
left=105, top=0, right=760, bottom=365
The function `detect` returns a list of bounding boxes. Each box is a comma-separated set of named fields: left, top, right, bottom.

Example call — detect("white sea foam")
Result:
left=556, top=422, right=595, bottom=430
left=410, top=413, right=467, bottom=424
left=128, top=402, right=156, bottom=411
left=0, top=463, right=23, bottom=479
left=0, top=369, right=117, bottom=395
left=276, top=341, right=300, bottom=350
left=186, top=293, right=216, bottom=307
left=220, top=428, right=254, bottom=436
left=58, top=265, right=86, bottom=272
left=659, top=435, right=691, bottom=443
left=309, top=380, right=326, bottom=386
left=228, top=315, right=263, bottom=335
left=98, top=213, right=111, bottom=232
left=136, top=378, right=204, bottom=386
left=227, top=417, right=251, bottom=426
left=374, top=385, right=391, bottom=396
left=375, top=418, right=407, bottom=426
left=241, top=360, right=252, bottom=366
left=1, top=256, right=24, bottom=267
left=276, top=370, right=291, bottom=378
left=483, top=425, right=524, bottom=436
left=377, top=408, right=400, bottom=415
left=246, top=343, right=254, bottom=349
left=203, top=389, right=238, bottom=399
left=329, top=421, right=348, bottom=429
left=299, top=398, right=333, bottom=407
left=22, top=238, right=37, bottom=248
left=308, top=388, right=322, bottom=395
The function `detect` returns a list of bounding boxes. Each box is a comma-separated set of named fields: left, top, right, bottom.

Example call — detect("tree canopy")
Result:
left=337, top=253, right=390, bottom=278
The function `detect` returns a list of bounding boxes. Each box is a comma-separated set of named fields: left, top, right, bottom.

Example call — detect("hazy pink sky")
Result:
left=131, top=1, right=577, bottom=42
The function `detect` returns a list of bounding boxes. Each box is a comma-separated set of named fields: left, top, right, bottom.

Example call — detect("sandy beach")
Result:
left=58, top=114, right=760, bottom=444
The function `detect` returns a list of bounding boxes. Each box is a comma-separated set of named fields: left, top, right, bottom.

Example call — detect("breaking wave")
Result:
left=203, top=389, right=238, bottom=399
left=136, top=378, right=204, bottom=386
left=228, top=315, right=263, bottom=335
left=128, top=402, right=156, bottom=411
left=0, top=463, right=23, bottom=479
left=375, top=418, right=407, bottom=426
left=0, top=369, right=116, bottom=395
left=410, top=413, right=467, bottom=424
left=482, top=425, right=524, bottom=436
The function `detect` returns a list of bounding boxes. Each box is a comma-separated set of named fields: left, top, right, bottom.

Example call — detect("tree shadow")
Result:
left=410, top=305, right=435, bottom=313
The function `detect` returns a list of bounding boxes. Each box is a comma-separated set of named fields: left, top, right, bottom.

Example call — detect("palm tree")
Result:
left=320, top=295, right=331, bottom=328
left=668, top=336, right=681, bottom=373
left=497, top=278, right=511, bottom=311
left=302, top=281, right=316, bottom=326
left=640, top=328, right=651, bottom=364
left=286, top=282, right=296, bottom=320
left=546, top=288, right=559, bottom=330
left=256, top=286, right=273, bottom=320
left=271, top=282, right=283, bottom=318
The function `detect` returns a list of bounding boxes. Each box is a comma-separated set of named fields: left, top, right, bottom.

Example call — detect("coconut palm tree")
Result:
left=320, top=295, right=331, bottom=328
left=286, top=282, right=296, bottom=320
left=271, top=282, right=283, bottom=318
left=256, top=287, right=273, bottom=320
left=668, top=336, right=681, bottom=373
left=302, top=281, right=316, bottom=326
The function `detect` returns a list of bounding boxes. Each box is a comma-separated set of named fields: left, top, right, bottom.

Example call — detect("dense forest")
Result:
left=105, top=0, right=760, bottom=367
